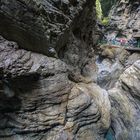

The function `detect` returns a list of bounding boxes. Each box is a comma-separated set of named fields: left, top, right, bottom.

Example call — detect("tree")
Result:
left=96, top=0, right=103, bottom=21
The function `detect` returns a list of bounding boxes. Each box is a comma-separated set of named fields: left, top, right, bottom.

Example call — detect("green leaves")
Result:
left=96, top=0, right=103, bottom=21
left=96, top=0, right=110, bottom=25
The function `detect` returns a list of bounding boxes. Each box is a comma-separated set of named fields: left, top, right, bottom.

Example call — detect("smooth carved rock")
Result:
left=0, top=35, right=111, bottom=139
left=109, top=60, right=140, bottom=140
left=65, top=83, right=111, bottom=139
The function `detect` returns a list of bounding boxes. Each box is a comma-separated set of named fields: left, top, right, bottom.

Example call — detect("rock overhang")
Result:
left=0, top=0, right=95, bottom=56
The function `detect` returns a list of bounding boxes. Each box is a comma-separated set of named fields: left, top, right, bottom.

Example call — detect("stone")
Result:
left=0, top=36, right=111, bottom=139
left=108, top=60, right=140, bottom=140
left=125, top=53, right=140, bottom=67
left=66, top=83, right=111, bottom=140
left=109, top=0, right=140, bottom=40
left=0, top=0, right=140, bottom=140
left=0, top=0, right=111, bottom=139
left=0, top=0, right=97, bottom=58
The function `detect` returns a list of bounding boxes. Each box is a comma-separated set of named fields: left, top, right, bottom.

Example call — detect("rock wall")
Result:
left=0, top=0, right=110, bottom=140
left=109, top=0, right=140, bottom=39
left=0, top=0, right=98, bottom=56
left=0, top=36, right=111, bottom=140
left=0, top=0, right=100, bottom=75
left=0, top=0, right=140, bottom=140
left=109, top=59, right=140, bottom=140
left=103, top=1, right=140, bottom=139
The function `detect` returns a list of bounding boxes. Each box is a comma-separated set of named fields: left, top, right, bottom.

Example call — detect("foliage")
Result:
left=96, top=0, right=103, bottom=21
left=101, top=17, right=109, bottom=25
left=96, top=0, right=110, bottom=25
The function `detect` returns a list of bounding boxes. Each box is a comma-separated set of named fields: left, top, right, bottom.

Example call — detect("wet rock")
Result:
left=66, top=83, right=111, bottom=140
left=96, top=50, right=124, bottom=90
left=0, top=0, right=140, bottom=140
left=125, top=53, right=140, bottom=67
left=118, top=49, right=130, bottom=65
left=109, top=60, right=140, bottom=140
left=97, top=1, right=140, bottom=139
left=0, top=25, right=110, bottom=140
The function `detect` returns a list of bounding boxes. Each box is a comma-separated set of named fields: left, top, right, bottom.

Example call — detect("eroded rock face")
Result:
left=106, top=3, right=140, bottom=138
left=109, top=60, right=140, bottom=140
left=0, top=0, right=140, bottom=140
left=0, top=0, right=111, bottom=137
left=0, top=0, right=97, bottom=57
left=0, top=0, right=99, bottom=78
left=96, top=46, right=130, bottom=90
left=0, top=36, right=111, bottom=140
left=109, top=0, right=140, bottom=39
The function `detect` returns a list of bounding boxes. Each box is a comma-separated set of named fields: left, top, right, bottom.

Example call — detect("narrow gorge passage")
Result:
left=0, top=0, right=140, bottom=140
left=95, top=1, right=140, bottom=139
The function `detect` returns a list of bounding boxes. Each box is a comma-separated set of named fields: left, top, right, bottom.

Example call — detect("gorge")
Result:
left=0, top=0, right=140, bottom=140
